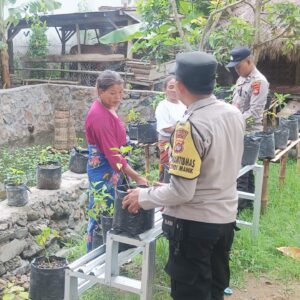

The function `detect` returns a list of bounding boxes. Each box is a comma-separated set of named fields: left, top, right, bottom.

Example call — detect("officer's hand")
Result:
left=122, top=188, right=141, bottom=214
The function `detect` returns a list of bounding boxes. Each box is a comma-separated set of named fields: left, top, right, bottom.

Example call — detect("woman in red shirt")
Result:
left=85, top=70, right=147, bottom=251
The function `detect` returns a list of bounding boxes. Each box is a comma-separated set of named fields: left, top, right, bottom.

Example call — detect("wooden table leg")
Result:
left=297, top=141, right=300, bottom=173
left=261, top=160, right=270, bottom=214
left=145, top=144, right=150, bottom=176
left=279, top=153, right=288, bottom=185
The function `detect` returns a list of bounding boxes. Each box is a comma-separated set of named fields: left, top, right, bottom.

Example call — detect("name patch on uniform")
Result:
left=251, top=81, right=261, bottom=95
left=169, top=121, right=201, bottom=179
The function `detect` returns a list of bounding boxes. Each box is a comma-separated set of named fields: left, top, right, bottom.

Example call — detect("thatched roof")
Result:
left=231, top=0, right=300, bottom=62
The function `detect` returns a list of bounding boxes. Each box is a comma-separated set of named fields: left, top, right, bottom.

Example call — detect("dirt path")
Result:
left=227, top=275, right=300, bottom=300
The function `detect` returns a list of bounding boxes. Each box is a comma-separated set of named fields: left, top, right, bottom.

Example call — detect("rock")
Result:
left=0, top=240, right=27, bottom=263
left=68, top=216, right=75, bottom=229
left=0, top=263, right=6, bottom=276
left=27, top=209, right=41, bottom=221
left=4, top=256, right=22, bottom=272
left=0, top=229, right=14, bottom=244
left=16, top=215, right=27, bottom=227
left=79, top=192, right=88, bottom=208
left=14, top=227, right=29, bottom=239
left=55, top=248, right=70, bottom=258
left=27, top=222, right=43, bottom=236
left=12, top=260, right=30, bottom=276
left=21, top=240, right=42, bottom=259
left=130, top=92, right=141, bottom=99
left=0, top=223, right=9, bottom=231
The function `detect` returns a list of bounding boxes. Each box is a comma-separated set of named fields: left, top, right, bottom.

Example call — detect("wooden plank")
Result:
left=23, top=79, right=79, bottom=85
left=271, top=135, right=300, bottom=162
left=130, top=68, right=151, bottom=76
left=25, top=54, right=125, bottom=63
left=261, top=160, right=270, bottom=214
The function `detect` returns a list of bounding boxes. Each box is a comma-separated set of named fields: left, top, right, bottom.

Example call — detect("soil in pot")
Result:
left=29, top=255, right=67, bottom=300
left=69, top=147, right=88, bottom=174
left=6, top=184, right=28, bottom=206
left=113, top=185, right=154, bottom=237
left=128, top=123, right=138, bottom=140
left=255, top=131, right=275, bottom=159
left=280, top=117, right=299, bottom=141
left=274, top=127, right=290, bottom=150
left=137, top=121, right=158, bottom=144
left=241, top=135, right=262, bottom=166
left=37, top=161, right=62, bottom=190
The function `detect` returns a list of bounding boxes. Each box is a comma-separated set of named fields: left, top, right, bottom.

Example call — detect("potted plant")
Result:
left=111, top=146, right=154, bottom=237
left=29, top=226, right=67, bottom=300
left=37, top=146, right=62, bottom=190
left=87, top=182, right=114, bottom=245
left=5, top=167, right=29, bottom=207
left=127, top=108, right=142, bottom=140
left=69, top=138, right=89, bottom=174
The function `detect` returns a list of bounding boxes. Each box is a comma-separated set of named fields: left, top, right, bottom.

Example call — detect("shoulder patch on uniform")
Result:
left=251, top=81, right=261, bottom=96
left=169, top=121, right=201, bottom=180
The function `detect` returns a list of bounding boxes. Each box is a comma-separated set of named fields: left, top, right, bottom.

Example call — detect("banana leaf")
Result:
left=99, top=23, right=143, bottom=44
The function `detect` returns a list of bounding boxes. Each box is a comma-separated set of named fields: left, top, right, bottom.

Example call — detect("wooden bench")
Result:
left=64, top=164, right=263, bottom=300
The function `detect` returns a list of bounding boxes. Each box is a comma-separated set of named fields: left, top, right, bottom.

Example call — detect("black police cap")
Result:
left=175, top=51, right=217, bottom=94
left=226, top=46, right=251, bottom=68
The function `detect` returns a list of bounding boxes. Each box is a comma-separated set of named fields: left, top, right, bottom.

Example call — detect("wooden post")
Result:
left=61, top=30, right=66, bottom=79
left=272, top=104, right=277, bottom=127
left=76, top=24, right=82, bottom=84
left=261, top=159, right=270, bottom=213
left=279, top=153, right=288, bottom=185
left=145, top=144, right=150, bottom=176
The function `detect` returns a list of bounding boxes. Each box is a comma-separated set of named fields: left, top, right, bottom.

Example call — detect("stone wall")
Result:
left=0, top=84, right=162, bottom=145
left=0, top=171, right=88, bottom=277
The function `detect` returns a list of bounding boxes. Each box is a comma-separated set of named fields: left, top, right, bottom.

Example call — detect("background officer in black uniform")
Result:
left=123, top=51, right=245, bottom=300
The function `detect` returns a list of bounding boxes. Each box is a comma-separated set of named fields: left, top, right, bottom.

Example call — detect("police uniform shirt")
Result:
left=232, top=67, right=269, bottom=132
left=138, top=95, right=245, bottom=224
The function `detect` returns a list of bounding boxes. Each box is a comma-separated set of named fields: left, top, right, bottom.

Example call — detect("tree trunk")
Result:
left=1, top=46, right=11, bottom=88
left=253, top=0, right=262, bottom=64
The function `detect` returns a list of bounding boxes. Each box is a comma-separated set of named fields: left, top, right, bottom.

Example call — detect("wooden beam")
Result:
left=76, top=24, right=82, bottom=83
left=55, top=27, right=62, bottom=41
left=24, top=54, right=125, bottom=63
left=271, top=135, right=300, bottom=162
left=279, top=153, right=288, bottom=185
left=261, top=160, right=270, bottom=214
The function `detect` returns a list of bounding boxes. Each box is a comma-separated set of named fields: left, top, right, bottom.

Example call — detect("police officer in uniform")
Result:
left=227, top=47, right=269, bottom=211
left=123, top=51, right=245, bottom=300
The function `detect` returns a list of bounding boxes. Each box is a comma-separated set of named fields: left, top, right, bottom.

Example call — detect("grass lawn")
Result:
left=69, top=160, right=299, bottom=299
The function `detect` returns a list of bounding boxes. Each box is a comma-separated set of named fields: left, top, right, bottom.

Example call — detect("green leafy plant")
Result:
left=150, top=94, right=165, bottom=111
left=87, top=182, right=114, bottom=220
left=5, top=167, right=26, bottom=185
left=127, top=108, right=142, bottom=123
left=38, top=146, right=66, bottom=165
left=2, top=282, right=29, bottom=300
left=35, top=226, right=60, bottom=263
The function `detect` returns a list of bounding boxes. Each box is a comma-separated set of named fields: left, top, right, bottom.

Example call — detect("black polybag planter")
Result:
left=113, top=185, right=154, bottom=237
left=92, top=226, right=104, bottom=250
left=163, top=165, right=171, bottom=183
left=128, top=123, right=138, bottom=140
left=274, top=127, right=290, bottom=150
left=100, top=214, right=113, bottom=243
left=280, top=117, right=299, bottom=141
left=137, top=121, right=158, bottom=144
left=6, top=184, right=28, bottom=207
left=37, top=161, right=61, bottom=190
left=255, top=131, right=275, bottom=159
left=29, top=256, right=67, bottom=300
left=241, top=135, right=262, bottom=166
left=69, top=148, right=88, bottom=174
left=292, top=112, right=300, bottom=132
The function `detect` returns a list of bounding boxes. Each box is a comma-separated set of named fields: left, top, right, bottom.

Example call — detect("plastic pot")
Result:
left=100, top=214, right=113, bottom=243
left=255, top=131, right=275, bottom=159
left=113, top=185, right=154, bottom=237
left=128, top=123, right=138, bottom=140
left=292, top=112, right=300, bottom=132
left=279, top=117, right=299, bottom=141
left=241, top=135, right=262, bottom=166
left=29, top=256, right=67, bottom=300
left=137, top=121, right=158, bottom=144
left=163, top=164, right=171, bottom=183
left=274, top=127, right=290, bottom=150
left=37, top=161, right=62, bottom=190
left=92, top=226, right=105, bottom=252
left=69, top=148, right=88, bottom=174
left=6, top=184, right=28, bottom=207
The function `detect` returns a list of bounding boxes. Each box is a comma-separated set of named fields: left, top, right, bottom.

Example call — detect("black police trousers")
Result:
left=165, top=220, right=235, bottom=300
left=237, top=169, right=255, bottom=212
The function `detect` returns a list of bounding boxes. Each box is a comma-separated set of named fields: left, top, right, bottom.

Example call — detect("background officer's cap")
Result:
left=226, top=47, right=251, bottom=68
left=175, top=51, right=217, bottom=94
